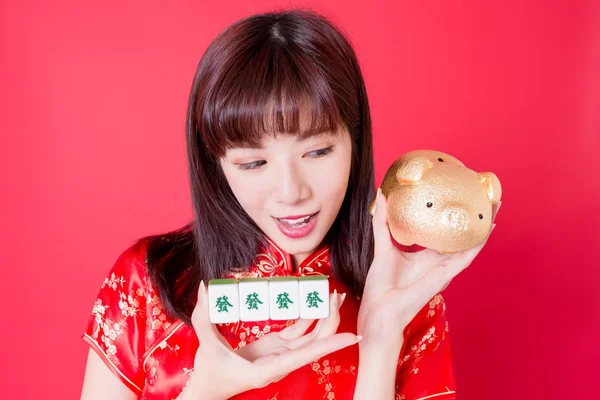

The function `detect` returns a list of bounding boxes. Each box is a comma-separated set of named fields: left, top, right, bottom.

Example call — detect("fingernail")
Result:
left=338, top=293, right=346, bottom=308
left=372, top=188, right=381, bottom=215
left=198, top=280, right=205, bottom=300
left=355, top=335, right=363, bottom=343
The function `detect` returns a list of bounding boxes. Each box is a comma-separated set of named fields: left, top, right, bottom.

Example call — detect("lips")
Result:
left=275, top=213, right=316, bottom=225
left=273, top=211, right=319, bottom=238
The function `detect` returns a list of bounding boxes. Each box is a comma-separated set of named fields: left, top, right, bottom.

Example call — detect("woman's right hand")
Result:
left=178, top=281, right=360, bottom=400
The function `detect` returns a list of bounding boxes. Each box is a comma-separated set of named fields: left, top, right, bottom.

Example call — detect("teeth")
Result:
left=282, top=215, right=311, bottom=224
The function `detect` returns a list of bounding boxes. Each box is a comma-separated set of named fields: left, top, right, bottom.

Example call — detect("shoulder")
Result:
left=83, top=237, right=179, bottom=385
left=103, top=238, right=151, bottom=284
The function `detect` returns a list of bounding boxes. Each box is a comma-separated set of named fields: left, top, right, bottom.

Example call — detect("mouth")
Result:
left=273, top=211, right=320, bottom=238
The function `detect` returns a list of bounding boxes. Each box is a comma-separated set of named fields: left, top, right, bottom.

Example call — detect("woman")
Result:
left=80, top=9, right=498, bottom=400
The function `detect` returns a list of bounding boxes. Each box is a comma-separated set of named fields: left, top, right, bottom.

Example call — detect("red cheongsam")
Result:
left=83, top=237, right=456, bottom=399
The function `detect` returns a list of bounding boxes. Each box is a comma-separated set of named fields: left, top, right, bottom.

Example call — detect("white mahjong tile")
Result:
left=269, top=276, right=300, bottom=320
left=299, top=275, right=330, bottom=319
left=208, top=279, right=239, bottom=324
left=239, top=278, right=270, bottom=322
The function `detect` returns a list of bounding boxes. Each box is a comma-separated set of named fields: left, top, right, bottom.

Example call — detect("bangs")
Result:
left=199, top=44, right=344, bottom=157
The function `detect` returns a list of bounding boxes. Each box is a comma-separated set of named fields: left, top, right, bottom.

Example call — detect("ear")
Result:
left=478, top=172, right=502, bottom=203
left=395, top=156, right=433, bottom=183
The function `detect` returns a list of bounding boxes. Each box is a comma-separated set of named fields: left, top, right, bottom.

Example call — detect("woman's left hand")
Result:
left=357, top=188, right=501, bottom=344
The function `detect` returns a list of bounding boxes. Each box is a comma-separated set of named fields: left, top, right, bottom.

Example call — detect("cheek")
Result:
left=232, top=183, right=269, bottom=215
left=222, top=170, right=268, bottom=215
left=315, top=155, right=351, bottom=203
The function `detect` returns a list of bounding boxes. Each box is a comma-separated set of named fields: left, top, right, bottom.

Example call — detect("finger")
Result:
left=276, top=318, right=316, bottom=341
left=371, top=188, right=393, bottom=256
left=260, top=332, right=360, bottom=379
left=400, top=266, right=453, bottom=313
left=304, top=291, right=344, bottom=343
left=282, top=291, right=344, bottom=350
left=405, top=248, right=453, bottom=265
left=447, top=223, right=495, bottom=277
left=191, top=281, right=231, bottom=349
left=284, top=289, right=339, bottom=341
left=401, top=224, right=497, bottom=318
left=491, top=201, right=501, bottom=223
left=314, top=292, right=345, bottom=340
left=237, top=291, right=344, bottom=361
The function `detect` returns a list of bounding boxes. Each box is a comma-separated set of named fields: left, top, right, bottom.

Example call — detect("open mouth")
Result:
left=275, top=212, right=318, bottom=227
left=273, top=212, right=320, bottom=238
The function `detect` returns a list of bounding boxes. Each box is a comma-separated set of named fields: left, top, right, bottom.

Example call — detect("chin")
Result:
left=270, top=231, right=324, bottom=255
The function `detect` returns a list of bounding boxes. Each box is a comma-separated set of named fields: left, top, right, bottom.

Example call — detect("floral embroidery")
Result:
left=146, top=356, right=159, bottom=386
left=85, top=239, right=455, bottom=399
left=311, top=358, right=356, bottom=399
left=398, top=296, right=446, bottom=370
left=90, top=271, right=146, bottom=368
left=119, top=291, right=141, bottom=317
left=297, top=248, right=329, bottom=276
left=90, top=299, right=126, bottom=366
left=102, top=272, right=125, bottom=290
left=158, top=340, right=180, bottom=355
left=230, top=320, right=291, bottom=348
left=143, top=275, right=171, bottom=345
left=427, top=294, right=444, bottom=318
left=254, top=252, right=284, bottom=276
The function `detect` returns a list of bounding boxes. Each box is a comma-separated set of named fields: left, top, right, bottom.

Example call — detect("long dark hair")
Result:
left=141, top=9, right=375, bottom=326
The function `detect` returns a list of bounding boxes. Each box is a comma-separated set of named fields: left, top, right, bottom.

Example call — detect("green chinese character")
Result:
left=306, top=291, right=323, bottom=308
left=245, top=292, right=263, bottom=310
left=276, top=292, right=294, bottom=309
left=216, top=295, right=234, bottom=313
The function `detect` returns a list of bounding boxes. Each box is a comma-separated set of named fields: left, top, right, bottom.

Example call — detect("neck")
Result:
left=291, top=252, right=310, bottom=270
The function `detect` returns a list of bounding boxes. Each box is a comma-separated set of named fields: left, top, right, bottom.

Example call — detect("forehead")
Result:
left=222, top=102, right=347, bottom=150
left=229, top=129, right=344, bottom=151
left=204, top=88, right=346, bottom=157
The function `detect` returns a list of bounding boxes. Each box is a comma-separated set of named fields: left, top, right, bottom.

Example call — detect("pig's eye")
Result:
left=427, top=202, right=433, bottom=208
left=438, top=157, right=444, bottom=162
left=479, top=214, right=483, bottom=219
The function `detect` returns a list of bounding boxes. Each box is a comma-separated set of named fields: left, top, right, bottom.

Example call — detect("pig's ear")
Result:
left=479, top=172, right=502, bottom=203
left=368, top=196, right=377, bottom=216
left=396, top=156, right=433, bottom=183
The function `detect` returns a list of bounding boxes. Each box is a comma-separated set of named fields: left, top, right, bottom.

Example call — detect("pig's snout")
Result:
left=442, top=205, right=470, bottom=231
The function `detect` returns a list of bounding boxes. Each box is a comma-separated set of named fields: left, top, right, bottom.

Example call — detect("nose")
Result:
left=442, top=204, right=470, bottom=231
left=273, top=161, right=310, bottom=205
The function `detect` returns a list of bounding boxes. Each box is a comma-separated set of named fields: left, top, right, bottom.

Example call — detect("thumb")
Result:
left=191, top=281, right=225, bottom=348
left=371, top=188, right=392, bottom=255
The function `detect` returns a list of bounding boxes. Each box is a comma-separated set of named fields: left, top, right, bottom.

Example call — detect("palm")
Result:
left=189, top=287, right=359, bottom=398
left=357, top=189, right=500, bottom=337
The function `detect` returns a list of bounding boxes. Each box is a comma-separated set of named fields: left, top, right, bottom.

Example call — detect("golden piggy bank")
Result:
left=370, top=150, right=502, bottom=253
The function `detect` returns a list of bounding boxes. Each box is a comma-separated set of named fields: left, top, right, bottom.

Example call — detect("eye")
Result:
left=305, top=147, right=333, bottom=158
left=427, top=202, right=433, bottom=208
left=479, top=214, right=483, bottom=219
left=438, top=157, right=444, bottom=162
left=238, top=160, right=266, bottom=170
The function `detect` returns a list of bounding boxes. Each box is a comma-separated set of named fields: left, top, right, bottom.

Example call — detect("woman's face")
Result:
left=220, top=126, right=352, bottom=266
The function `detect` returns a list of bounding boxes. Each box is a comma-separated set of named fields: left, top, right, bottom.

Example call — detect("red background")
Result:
left=1, top=1, right=598, bottom=398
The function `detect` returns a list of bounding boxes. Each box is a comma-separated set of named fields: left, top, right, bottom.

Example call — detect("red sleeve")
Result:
left=395, top=294, right=456, bottom=400
left=82, top=240, right=150, bottom=395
